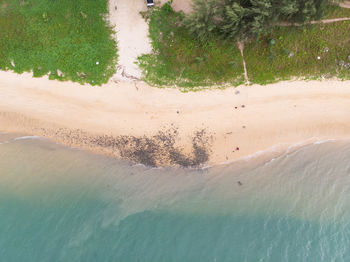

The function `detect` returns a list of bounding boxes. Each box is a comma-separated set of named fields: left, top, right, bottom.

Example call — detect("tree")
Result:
left=185, top=0, right=333, bottom=41
left=185, top=0, right=222, bottom=42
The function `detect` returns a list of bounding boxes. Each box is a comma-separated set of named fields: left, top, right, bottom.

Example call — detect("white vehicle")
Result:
left=146, top=0, right=154, bottom=7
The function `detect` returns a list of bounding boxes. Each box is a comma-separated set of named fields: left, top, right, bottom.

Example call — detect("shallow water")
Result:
left=1, top=134, right=350, bottom=261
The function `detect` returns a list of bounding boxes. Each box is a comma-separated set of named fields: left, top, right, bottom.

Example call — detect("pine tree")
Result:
left=220, top=2, right=247, bottom=39
left=184, top=0, right=333, bottom=42
left=185, top=0, right=222, bottom=42
left=278, top=0, right=299, bottom=18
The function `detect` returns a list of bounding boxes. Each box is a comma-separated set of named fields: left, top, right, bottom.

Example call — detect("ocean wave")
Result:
left=13, top=136, right=43, bottom=141
left=313, top=139, right=337, bottom=145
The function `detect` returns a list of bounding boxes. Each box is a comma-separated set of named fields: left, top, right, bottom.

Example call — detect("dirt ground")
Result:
left=339, top=1, right=350, bottom=8
left=159, top=0, right=192, bottom=13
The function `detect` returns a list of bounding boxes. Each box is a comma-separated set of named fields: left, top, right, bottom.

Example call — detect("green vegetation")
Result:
left=324, top=3, right=350, bottom=18
left=140, top=2, right=350, bottom=89
left=185, top=0, right=336, bottom=42
left=0, top=0, right=117, bottom=85
left=138, top=4, right=244, bottom=90
left=244, top=21, right=350, bottom=84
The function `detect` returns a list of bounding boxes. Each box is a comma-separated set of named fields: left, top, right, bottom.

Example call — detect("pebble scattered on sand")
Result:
left=42, top=126, right=211, bottom=168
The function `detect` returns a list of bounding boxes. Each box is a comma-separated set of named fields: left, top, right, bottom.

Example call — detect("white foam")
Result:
left=13, top=136, right=42, bottom=141
left=242, top=144, right=283, bottom=161
left=313, top=139, right=336, bottom=145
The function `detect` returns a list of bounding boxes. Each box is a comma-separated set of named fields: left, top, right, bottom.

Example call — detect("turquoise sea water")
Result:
left=1, top=134, right=350, bottom=262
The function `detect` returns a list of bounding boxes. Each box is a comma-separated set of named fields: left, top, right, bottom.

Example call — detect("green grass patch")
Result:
left=244, top=21, right=350, bottom=85
left=324, top=4, right=350, bottom=18
left=138, top=4, right=244, bottom=91
left=0, top=0, right=117, bottom=85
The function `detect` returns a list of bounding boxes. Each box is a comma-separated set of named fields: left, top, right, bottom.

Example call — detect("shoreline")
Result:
left=1, top=71, right=350, bottom=167
left=212, top=137, right=349, bottom=169
left=2, top=130, right=349, bottom=171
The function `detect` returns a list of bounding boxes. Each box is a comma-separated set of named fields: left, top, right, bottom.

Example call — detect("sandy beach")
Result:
left=1, top=70, right=350, bottom=167
left=1, top=0, right=350, bottom=167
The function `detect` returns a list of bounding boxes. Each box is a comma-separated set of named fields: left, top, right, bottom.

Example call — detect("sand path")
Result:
left=109, top=0, right=152, bottom=80
left=110, top=0, right=192, bottom=81
left=277, top=17, right=350, bottom=27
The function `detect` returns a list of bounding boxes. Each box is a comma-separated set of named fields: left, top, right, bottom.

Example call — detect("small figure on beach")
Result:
left=238, top=181, right=242, bottom=186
